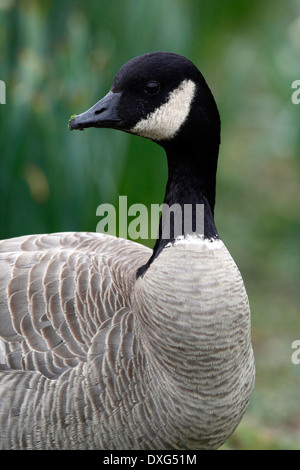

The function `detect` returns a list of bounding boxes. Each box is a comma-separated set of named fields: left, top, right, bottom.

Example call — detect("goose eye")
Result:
left=144, top=81, right=160, bottom=95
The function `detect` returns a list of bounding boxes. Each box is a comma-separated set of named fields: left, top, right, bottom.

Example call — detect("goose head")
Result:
left=69, top=52, right=221, bottom=274
left=69, top=51, right=220, bottom=161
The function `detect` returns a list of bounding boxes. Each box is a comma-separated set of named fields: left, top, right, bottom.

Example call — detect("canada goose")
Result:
left=0, top=52, right=254, bottom=450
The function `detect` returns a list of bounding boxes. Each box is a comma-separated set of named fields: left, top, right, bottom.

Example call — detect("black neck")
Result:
left=137, top=137, right=219, bottom=278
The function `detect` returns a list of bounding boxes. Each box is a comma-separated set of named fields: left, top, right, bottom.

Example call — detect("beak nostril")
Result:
left=95, top=107, right=107, bottom=115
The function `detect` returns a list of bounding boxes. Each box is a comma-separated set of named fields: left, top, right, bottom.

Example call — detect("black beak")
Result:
left=69, top=92, right=122, bottom=131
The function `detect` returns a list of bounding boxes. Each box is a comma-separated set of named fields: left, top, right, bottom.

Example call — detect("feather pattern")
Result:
left=0, top=232, right=254, bottom=449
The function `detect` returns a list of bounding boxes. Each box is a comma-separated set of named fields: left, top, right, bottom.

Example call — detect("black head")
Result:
left=69, top=52, right=220, bottom=151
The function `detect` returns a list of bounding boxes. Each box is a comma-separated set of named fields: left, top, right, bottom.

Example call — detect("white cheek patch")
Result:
left=131, top=79, right=196, bottom=141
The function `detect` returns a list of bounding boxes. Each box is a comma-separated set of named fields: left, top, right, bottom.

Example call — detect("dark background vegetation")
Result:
left=0, top=0, right=299, bottom=449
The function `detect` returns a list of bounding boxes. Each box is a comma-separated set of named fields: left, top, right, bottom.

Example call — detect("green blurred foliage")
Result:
left=0, top=0, right=300, bottom=449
